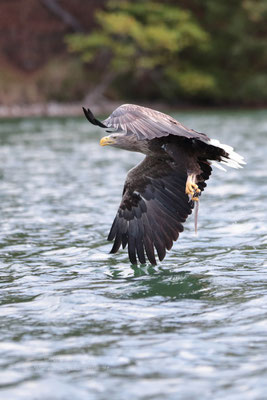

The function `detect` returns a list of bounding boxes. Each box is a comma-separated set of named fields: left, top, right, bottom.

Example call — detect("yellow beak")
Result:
left=100, top=136, right=115, bottom=146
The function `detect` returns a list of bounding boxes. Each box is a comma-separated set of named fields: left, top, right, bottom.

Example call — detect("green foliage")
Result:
left=189, top=0, right=267, bottom=103
left=66, top=0, right=267, bottom=105
left=66, top=0, right=214, bottom=101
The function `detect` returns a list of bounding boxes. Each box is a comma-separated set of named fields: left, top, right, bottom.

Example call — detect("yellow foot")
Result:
left=185, top=175, right=201, bottom=201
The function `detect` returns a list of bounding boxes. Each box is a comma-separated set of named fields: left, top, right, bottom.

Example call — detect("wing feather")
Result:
left=107, top=156, right=195, bottom=264
left=91, top=104, right=210, bottom=143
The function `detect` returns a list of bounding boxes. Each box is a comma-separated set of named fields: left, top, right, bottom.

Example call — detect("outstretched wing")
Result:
left=83, top=104, right=210, bottom=143
left=107, top=155, right=200, bottom=265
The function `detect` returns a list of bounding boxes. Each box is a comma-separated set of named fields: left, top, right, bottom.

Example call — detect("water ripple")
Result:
left=0, top=112, right=267, bottom=399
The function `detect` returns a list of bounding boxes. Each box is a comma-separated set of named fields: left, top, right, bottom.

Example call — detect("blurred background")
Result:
left=1, top=0, right=267, bottom=116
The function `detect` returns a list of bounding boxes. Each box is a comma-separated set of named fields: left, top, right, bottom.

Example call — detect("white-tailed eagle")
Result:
left=83, top=104, right=245, bottom=265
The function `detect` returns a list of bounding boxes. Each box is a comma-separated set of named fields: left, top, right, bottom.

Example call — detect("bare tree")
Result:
left=40, top=0, right=84, bottom=32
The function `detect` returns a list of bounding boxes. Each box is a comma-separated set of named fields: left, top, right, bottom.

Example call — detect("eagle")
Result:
left=83, top=104, right=245, bottom=265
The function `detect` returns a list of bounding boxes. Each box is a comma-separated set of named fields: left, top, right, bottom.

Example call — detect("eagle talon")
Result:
left=191, top=189, right=200, bottom=202
left=185, top=175, right=201, bottom=202
left=185, top=178, right=200, bottom=197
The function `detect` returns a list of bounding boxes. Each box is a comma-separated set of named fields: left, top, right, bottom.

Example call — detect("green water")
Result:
left=0, top=110, right=266, bottom=399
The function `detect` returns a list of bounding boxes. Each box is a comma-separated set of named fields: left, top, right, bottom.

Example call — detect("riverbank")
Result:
left=1, top=101, right=266, bottom=119
left=0, top=100, right=180, bottom=119
left=0, top=101, right=121, bottom=119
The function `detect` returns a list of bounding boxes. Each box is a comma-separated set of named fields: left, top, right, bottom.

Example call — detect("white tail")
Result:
left=209, top=138, right=246, bottom=169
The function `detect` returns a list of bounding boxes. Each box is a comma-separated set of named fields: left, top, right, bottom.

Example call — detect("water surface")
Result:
left=0, top=110, right=266, bottom=399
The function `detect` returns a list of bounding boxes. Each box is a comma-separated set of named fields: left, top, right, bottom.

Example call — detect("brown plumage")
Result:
left=83, top=104, right=245, bottom=265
